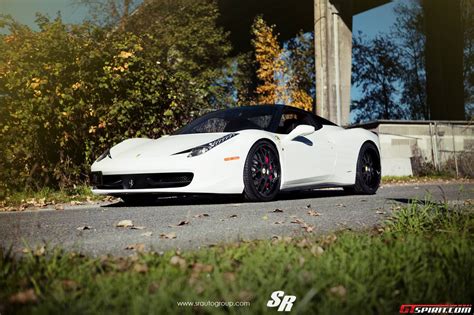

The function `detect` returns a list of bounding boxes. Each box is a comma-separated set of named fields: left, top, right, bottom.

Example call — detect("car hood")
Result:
left=110, top=133, right=232, bottom=159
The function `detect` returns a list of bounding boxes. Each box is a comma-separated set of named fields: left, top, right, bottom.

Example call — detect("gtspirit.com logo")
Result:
left=267, top=291, right=297, bottom=312
left=400, top=304, right=472, bottom=314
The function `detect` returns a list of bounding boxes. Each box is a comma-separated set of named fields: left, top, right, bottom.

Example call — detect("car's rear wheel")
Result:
left=119, top=194, right=157, bottom=205
left=243, top=140, right=281, bottom=202
left=344, top=142, right=381, bottom=195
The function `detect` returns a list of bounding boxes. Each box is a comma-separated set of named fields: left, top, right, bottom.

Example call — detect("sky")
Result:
left=0, top=0, right=400, bottom=122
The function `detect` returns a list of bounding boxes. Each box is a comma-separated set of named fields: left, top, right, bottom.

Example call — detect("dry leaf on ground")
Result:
left=8, top=289, right=38, bottom=304
left=116, top=220, right=133, bottom=228
left=125, top=243, right=145, bottom=251
left=168, top=220, right=189, bottom=227
left=133, top=263, right=149, bottom=274
left=76, top=226, right=91, bottom=231
left=160, top=232, right=177, bottom=239
left=170, top=255, right=186, bottom=269
left=329, top=285, right=347, bottom=298
left=307, top=210, right=321, bottom=216
left=193, top=213, right=210, bottom=218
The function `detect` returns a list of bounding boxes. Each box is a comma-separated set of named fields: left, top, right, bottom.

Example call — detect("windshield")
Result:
left=176, top=106, right=277, bottom=134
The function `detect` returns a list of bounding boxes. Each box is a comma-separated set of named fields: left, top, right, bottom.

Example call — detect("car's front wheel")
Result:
left=344, top=142, right=381, bottom=195
left=243, top=140, right=281, bottom=202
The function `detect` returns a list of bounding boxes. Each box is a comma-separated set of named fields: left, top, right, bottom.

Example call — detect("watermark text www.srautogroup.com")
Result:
left=176, top=301, right=250, bottom=308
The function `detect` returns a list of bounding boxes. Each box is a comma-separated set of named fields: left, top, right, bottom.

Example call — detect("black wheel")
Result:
left=243, top=140, right=281, bottom=202
left=119, top=194, right=157, bottom=205
left=344, top=142, right=381, bottom=195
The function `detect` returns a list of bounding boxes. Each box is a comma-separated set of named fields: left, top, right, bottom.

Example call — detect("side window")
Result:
left=276, top=109, right=320, bottom=134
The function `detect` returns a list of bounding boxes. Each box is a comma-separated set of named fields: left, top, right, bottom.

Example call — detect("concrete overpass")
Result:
left=217, top=0, right=466, bottom=125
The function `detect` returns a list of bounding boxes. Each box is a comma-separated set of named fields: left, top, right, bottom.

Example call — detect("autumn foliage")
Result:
left=251, top=16, right=285, bottom=104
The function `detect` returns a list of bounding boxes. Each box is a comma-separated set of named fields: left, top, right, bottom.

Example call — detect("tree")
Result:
left=351, top=33, right=406, bottom=122
left=392, top=0, right=428, bottom=119
left=286, top=31, right=315, bottom=112
left=251, top=16, right=285, bottom=104
left=0, top=0, right=231, bottom=194
left=73, top=0, right=141, bottom=29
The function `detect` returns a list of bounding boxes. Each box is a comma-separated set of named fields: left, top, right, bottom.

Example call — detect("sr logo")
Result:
left=267, top=291, right=297, bottom=312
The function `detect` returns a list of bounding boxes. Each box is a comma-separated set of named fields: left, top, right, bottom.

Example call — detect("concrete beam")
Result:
left=314, top=0, right=352, bottom=125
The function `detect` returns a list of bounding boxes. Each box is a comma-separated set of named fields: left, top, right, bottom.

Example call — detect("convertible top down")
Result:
left=90, top=105, right=381, bottom=202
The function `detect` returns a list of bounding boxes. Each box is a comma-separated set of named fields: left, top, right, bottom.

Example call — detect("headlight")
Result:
left=188, top=133, right=238, bottom=157
left=96, top=148, right=111, bottom=162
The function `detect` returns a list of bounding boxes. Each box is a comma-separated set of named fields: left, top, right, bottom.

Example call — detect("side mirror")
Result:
left=284, top=124, right=315, bottom=142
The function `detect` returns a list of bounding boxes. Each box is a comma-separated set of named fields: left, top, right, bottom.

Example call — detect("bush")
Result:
left=0, top=1, right=231, bottom=198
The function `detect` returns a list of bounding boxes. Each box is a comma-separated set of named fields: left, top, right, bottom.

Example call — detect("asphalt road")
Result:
left=1, top=183, right=472, bottom=256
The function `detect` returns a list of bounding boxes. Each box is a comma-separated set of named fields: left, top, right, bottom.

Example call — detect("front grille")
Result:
left=91, top=172, right=193, bottom=189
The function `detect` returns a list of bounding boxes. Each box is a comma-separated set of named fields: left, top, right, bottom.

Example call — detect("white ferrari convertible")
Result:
left=90, top=105, right=381, bottom=203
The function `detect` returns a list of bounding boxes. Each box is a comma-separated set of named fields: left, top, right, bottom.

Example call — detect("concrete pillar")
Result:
left=423, top=0, right=465, bottom=120
left=314, top=0, right=353, bottom=125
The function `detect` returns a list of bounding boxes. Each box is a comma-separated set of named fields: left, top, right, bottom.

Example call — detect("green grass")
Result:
left=1, top=202, right=473, bottom=314
left=1, top=186, right=105, bottom=210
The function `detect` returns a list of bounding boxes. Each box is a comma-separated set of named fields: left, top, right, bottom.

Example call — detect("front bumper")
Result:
left=90, top=151, right=245, bottom=195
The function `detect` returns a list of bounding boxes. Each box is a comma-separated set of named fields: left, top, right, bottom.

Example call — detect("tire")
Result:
left=243, top=140, right=281, bottom=202
left=120, top=194, right=157, bottom=205
left=344, top=142, right=381, bottom=195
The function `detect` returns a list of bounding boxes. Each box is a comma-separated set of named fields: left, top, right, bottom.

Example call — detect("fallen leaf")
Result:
left=303, top=225, right=315, bottom=233
left=8, top=289, right=38, bottom=304
left=297, top=239, right=310, bottom=248
left=116, top=220, right=133, bottom=228
left=336, top=203, right=346, bottom=208
left=193, top=213, right=209, bottom=218
left=290, top=218, right=305, bottom=224
left=131, top=226, right=146, bottom=230
left=141, top=232, right=153, bottom=237
left=125, top=243, right=145, bottom=252
left=134, top=263, right=149, bottom=274
left=62, top=280, right=80, bottom=291
left=299, top=256, right=305, bottom=266
left=34, top=246, right=45, bottom=256
left=192, top=263, right=213, bottom=273
left=272, top=208, right=284, bottom=213
left=375, top=210, right=385, bottom=215
left=321, top=234, right=338, bottom=246
left=76, top=226, right=91, bottom=231
left=160, top=232, right=177, bottom=239
left=329, top=285, right=347, bottom=298
left=224, top=272, right=236, bottom=282
left=229, top=214, right=238, bottom=218
left=311, top=245, right=324, bottom=256
left=274, top=221, right=285, bottom=225
left=307, top=210, right=321, bottom=216
left=54, top=204, right=64, bottom=210
left=306, top=204, right=311, bottom=208
left=148, top=282, right=160, bottom=294
left=170, top=255, right=186, bottom=269
left=168, top=220, right=189, bottom=227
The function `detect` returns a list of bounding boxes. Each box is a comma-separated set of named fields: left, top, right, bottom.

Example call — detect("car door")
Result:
left=277, top=108, right=337, bottom=188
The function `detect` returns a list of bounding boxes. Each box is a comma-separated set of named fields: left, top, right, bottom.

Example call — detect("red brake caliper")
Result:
left=265, top=154, right=270, bottom=188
